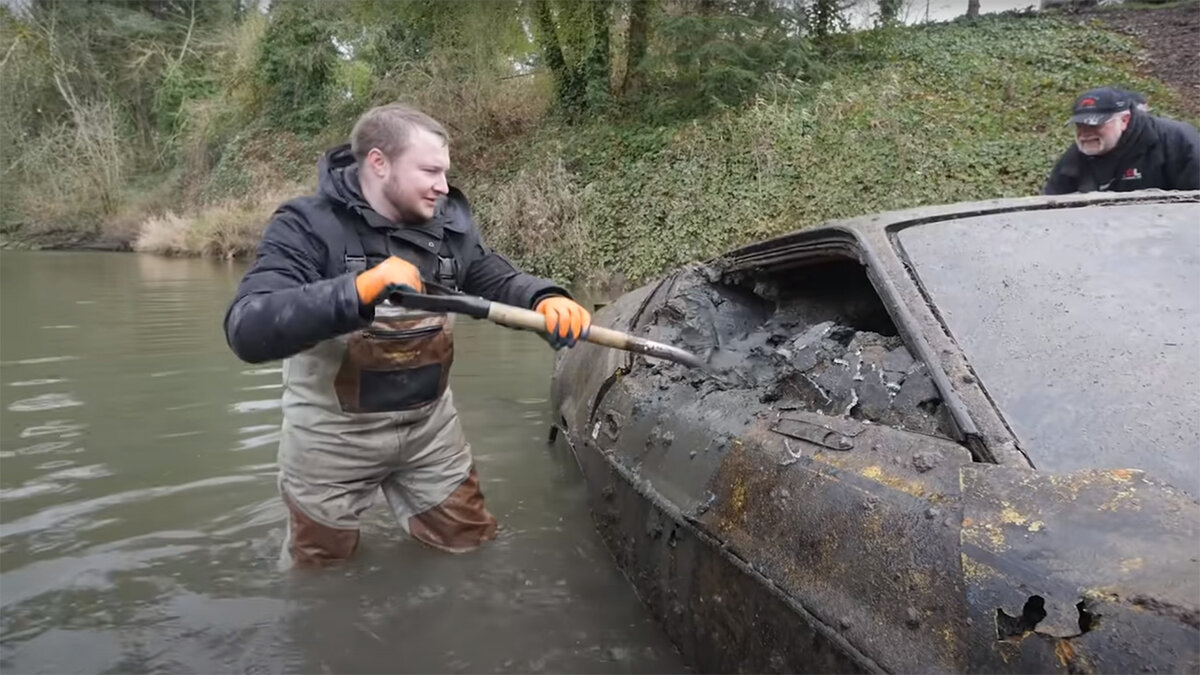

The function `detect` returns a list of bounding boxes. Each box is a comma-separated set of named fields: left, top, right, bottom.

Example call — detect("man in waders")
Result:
left=223, top=104, right=591, bottom=566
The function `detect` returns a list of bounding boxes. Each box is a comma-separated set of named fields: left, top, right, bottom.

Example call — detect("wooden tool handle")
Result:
left=485, top=303, right=548, bottom=332
left=485, top=303, right=629, bottom=349
left=580, top=324, right=632, bottom=350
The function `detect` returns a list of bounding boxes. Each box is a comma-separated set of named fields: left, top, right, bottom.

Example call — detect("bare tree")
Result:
left=966, top=0, right=980, bottom=18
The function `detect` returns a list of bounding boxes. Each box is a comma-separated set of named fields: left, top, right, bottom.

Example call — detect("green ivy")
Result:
left=256, top=0, right=337, bottom=135
left=470, top=14, right=1197, bottom=287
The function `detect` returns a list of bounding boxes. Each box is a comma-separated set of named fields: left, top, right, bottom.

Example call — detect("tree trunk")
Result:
left=878, top=0, right=901, bottom=25
left=619, top=0, right=650, bottom=97
left=585, top=0, right=611, bottom=105
left=967, top=0, right=981, bottom=18
left=533, top=0, right=568, bottom=78
left=812, top=0, right=838, bottom=39
left=533, top=0, right=575, bottom=113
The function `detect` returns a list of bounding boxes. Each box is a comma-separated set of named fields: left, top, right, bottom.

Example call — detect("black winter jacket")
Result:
left=224, top=145, right=568, bottom=363
left=1043, top=111, right=1200, bottom=195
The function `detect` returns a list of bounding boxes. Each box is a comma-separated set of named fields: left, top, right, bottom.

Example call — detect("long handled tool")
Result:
left=389, top=284, right=707, bottom=370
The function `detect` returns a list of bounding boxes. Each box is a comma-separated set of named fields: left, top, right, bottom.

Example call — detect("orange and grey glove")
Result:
left=535, top=296, right=591, bottom=349
left=355, top=256, right=423, bottom=306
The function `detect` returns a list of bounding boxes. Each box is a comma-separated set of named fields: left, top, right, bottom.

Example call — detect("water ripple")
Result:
left=0, top=441, right=79, bottom=459
left=0, top=356, right=79, bottom=366
left=34, top=459, right=75, bottom=471
left=158, top=431, right=203, bottom=440
left=0, top=544, right=201, bottom=608
left=208, top=500, right=286, bottom=538
left=7, top=379, right=68, bottom=388
left=43, top=464, right=113, bottom=481
left=0, top=475, right=260, bottom=539
left=8, top=394, right=83, bottom=412
left=164, top=402, right=208, bottom=412
left=0, top=483, right=66, bottom=502
left=230, top=400, right=281, bottom=414
left=235, top=431, right=280, bottom=451
left=19, top=421, right=87, bottom=438
left=0, top=465, right=110, bottom=503
left=237, top=463, right=278, bottom=473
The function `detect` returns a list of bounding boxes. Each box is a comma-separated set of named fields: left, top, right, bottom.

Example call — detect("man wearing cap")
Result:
left=1043, top=86, right=1200, bottom=195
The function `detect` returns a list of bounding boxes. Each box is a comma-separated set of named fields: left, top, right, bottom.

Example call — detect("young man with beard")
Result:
left=223, top=104, right=591, bottom=566
left=1043, top=86, right=1200, bottom=194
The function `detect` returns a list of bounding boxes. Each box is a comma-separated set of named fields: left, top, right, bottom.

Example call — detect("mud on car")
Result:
left=550, top=190, right=1200, bottom=674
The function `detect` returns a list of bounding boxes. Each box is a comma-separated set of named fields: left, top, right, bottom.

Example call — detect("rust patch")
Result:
left=730, top=480, right=748, bottom=518
left=964, top=520, right=1009, bottom=553
left=961, top=557, right=994, bottom=582
left=1099, top=486, right=1139, bottom=512
left=1054, top=639, right=1075, bottom=668
left=999, top=504, right=1028, bottom=526
left=815, top=455, right=931, bottom=500
left=1108, top=469, right=1136, bottom=483
left=715, top=440, right=753, bottom=534
left=1055, top=637, right=1095, bottom=674
left=1119, top=557, right=1144, bottom=573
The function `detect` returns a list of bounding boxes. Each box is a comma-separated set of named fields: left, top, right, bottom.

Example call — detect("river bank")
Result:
left=4, top=3, right=1197, bottom=289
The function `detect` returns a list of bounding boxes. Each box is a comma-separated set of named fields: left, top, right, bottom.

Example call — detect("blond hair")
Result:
left=350, top=104, right=448, bottom=163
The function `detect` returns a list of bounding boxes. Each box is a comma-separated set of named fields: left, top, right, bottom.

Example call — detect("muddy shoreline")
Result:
left=0, top=229, right=132, bottom=253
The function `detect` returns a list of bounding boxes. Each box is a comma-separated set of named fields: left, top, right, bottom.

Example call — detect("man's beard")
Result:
left=383, top=178, right=426, bottom=223
left=1076, top=137, right=1110, bottom=156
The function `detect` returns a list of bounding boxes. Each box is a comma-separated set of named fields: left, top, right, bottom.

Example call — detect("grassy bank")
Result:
left=469, top=10, right=1196, bottom=285
left=4, top=7, right=1196, bottom=289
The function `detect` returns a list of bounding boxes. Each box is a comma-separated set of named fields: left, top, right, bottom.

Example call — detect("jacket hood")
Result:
left=317, top=144, right=368, bottom=210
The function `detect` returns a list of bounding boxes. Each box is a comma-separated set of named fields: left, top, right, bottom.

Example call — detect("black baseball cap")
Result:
left=1069, top=87, right=1132, bottom=125
left=1116, top=88, right=1147, bottom=107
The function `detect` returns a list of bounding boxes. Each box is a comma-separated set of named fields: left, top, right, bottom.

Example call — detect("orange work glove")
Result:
left=535, top=296, right=591, bottom=349
left=355, top=256, right=423, bottom=306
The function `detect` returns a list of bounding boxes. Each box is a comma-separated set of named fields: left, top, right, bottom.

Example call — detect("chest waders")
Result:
left=278, top=209, right=498, bottom=566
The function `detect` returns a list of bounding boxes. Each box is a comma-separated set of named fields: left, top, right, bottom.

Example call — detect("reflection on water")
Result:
left=0, top=251, right=684, bottom=674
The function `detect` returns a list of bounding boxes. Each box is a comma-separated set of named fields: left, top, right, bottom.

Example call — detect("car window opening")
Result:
left=638, top=259, right=954, bottom=439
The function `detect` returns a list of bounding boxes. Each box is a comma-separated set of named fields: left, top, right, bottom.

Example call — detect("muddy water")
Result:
left=0, top=251, right=683, bottom=674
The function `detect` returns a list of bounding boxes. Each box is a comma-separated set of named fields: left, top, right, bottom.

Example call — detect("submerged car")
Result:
left=550, top=190, right=1200, bottom=673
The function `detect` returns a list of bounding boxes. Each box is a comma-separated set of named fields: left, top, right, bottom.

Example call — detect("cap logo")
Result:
left=1080, top=98, right=1096, bottom=107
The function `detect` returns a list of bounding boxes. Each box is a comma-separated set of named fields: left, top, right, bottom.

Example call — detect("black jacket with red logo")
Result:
left=1043, top=111, right=1200, bottom=195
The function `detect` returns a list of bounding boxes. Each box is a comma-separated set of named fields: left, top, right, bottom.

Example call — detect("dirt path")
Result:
left=1065, top=2, right=1200, bottom=117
